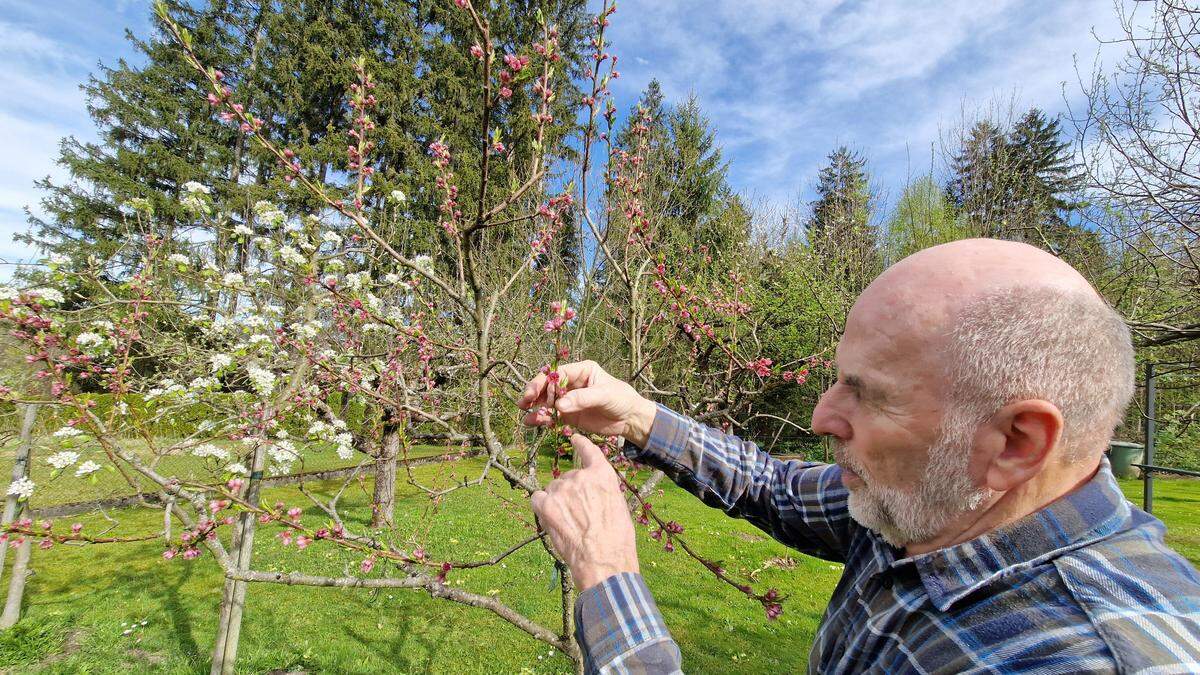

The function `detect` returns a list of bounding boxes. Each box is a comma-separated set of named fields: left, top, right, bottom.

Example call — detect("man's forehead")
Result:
left=838, top=300, right=948, bottom=392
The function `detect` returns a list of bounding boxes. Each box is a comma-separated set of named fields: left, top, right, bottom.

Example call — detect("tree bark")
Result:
left=371, top=420, right=401, bottom=528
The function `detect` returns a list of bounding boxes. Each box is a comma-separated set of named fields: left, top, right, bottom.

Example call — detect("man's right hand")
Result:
left=518, top=360, right=658, bottom=448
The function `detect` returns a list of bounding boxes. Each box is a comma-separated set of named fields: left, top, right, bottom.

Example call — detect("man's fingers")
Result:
left=519, top=373, right=548, bottom=410
left=531, top=490, right=551, bottom=519
left=556, top=385, right=605, bottom=414
left=522, top=408, right=554, bottom=427
left=554, top=361, right=597, bottom=393
left=570, top=434, right=608, bottom=471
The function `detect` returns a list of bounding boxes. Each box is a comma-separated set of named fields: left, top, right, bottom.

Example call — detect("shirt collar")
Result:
left=891, top=457, right=1132, bottom=611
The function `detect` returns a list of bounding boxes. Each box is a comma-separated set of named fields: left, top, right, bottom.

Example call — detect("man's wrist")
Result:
left=623, top=398, right=658, bottom=449
left=575, top=562, right=640, bottom=592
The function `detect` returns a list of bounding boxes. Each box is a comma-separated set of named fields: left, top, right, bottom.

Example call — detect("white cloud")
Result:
left=607, top=0, right=1129, bottom=205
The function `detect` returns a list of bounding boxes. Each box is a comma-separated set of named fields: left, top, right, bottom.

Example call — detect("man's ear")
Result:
left=976, top=400, right=1064, bottom=493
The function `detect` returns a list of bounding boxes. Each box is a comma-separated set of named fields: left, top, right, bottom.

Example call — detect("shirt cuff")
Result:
left=575, top=572, right=675, bottom=672
left=623, top=403, right=691, bottom=462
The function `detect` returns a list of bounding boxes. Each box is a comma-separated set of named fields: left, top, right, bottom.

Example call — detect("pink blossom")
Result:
left=561, top=425, right=574, bottom=437
left=747, top=358, right=772, bottom=378
left=162, top=549, right=176, bottom=560
left=39, top=540, right=52, bottom=550
left=503, top=54, right=529, bottom=72
left=765, top=603, right=783, bottom=620
left=470, top=44, right=484, bottom=60
left=287, top=507, right=303, bottom=521
left=295, top=535, right=311, bottom=550
left=277, top=530, right=293, bottom=546
left=227, top=478, right=244, bottom=492
left=183, top=548, right=201, bottom=559
left=361, top=557, right=375, bottom=573
left=499, top=86, right=513, bottom=99
left=71, top=523, right=83, bottom=535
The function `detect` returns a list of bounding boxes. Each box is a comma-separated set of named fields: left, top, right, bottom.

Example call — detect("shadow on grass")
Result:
left=340, top=597, right=456, bottom=674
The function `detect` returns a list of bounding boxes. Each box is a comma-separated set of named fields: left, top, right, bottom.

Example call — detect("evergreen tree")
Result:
left=807, top=146, right=879, bottom=292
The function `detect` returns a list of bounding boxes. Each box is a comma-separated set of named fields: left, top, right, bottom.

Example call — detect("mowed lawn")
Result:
left=0, top=463, right=1195, bottom=674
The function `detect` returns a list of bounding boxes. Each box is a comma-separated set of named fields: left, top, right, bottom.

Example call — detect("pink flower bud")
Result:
left=71, top=523, right=83, bottom=535
left=361, top=557, right=375, bottom=573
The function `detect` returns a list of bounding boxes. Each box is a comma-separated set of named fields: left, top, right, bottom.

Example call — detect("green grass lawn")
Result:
left=0, top=467, right=1193, bottom=673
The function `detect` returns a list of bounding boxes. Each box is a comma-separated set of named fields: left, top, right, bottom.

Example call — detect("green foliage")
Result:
left=883, top=175, right=972, bottom=263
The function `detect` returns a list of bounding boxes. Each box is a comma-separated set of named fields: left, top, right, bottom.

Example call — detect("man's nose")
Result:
left=811, top=389, right=850, bottom=440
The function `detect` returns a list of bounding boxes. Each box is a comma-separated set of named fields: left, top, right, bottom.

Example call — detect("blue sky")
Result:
left=0, top=0, right=1125, bottom=271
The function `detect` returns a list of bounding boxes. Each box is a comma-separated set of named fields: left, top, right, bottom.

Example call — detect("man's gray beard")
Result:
left=837, top=407, right=994, bottom=548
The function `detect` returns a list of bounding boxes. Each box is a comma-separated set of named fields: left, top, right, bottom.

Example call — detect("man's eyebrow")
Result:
left=842, top=373, right=887, bottom=401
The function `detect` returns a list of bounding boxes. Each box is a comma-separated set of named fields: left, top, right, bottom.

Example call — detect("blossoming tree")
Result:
left=0, top=0, right=808, bottom=670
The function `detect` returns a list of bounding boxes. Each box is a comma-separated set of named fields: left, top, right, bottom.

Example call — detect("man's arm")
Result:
left=628, top=404, right=853, bottom=561
left=531, top=435, right=683, bottom=674
left=575, top=573, right=682, bottom=674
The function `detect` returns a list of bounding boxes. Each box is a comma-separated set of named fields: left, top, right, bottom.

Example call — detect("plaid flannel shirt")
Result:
left=573, top=404, right=1200, bottom=674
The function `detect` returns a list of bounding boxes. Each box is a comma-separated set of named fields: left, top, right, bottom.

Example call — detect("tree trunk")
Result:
left=0, top=536, right=31, bottom=629
left=371, top=421, right=400, bottom=528
left=0, top=404, right=37, bottom=581
left=210, top=440, right=267, bottom=674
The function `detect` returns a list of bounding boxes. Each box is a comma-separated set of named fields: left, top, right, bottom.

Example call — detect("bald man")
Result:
left=522, top=239, right=1200, bottom=673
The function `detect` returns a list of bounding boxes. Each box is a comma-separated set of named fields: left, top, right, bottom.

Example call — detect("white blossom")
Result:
left=268, top=440, right=298, bottom=464
left=168, top=254, right=190, bottom=266
left=193, top=444, right=229, bottom=461
left=336, top=445, right=354, bottom=460
left=75, top=461, right=102, bottom=478
left=46, top=451, right=80, bottom=470
left=222, top=273, right=244, bottom=286
left=412, top=255, right=434, bottom=274
left=321, top=231, right=343, bottom=246
left=190, top=376, right=217, bottom=390
left=247, top=365, right=276, bottom=398
left=226, top=463, right=249, bottom=475
left=0, top=287, right=18, bottom=301
left=76, top=332, right=109, bottom=350
left=253, top=236, right=277, bottom=251
left=210, top=353, right=233, bottom=372
left=183, top=181, right=211, bottom=195
left=247, top=334, right=272, bottom=346
left=30, top=288, right=64, bottom=305
left=53, top=426, right=84, bottom=439
left=346, top=271, right=370, bottom=291
left=278, top=246, right=306, bottom=266
left=307, top=421, right=333, bottom=441
left=334, top=432, right=354, bottom=448
left=390, top=189, right=407, bottom=203
left=48, top=253, right=69, bottom=265
left=233, top=224, right=253, bottom=236
left=6, top=477, right=34, bottom=499
left=383, top=273, right=401, bottom=285
left=321, top=275, right=338, bottom=287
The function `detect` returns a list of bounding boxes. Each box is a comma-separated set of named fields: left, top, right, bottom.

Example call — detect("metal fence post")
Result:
left=1143, top=362, right=1156, bottom=514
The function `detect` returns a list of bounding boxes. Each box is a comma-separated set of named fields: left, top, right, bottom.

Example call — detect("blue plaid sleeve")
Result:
left=628, top=404, right=853, bottom=561
left=574, top=572, right=682, bottom=674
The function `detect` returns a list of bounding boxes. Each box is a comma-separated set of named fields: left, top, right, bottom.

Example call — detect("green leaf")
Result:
left=545, top=565, right=559, bottom=591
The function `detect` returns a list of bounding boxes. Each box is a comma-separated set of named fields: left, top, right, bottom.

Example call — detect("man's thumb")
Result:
left=569, top=434, right=607, bottom=470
